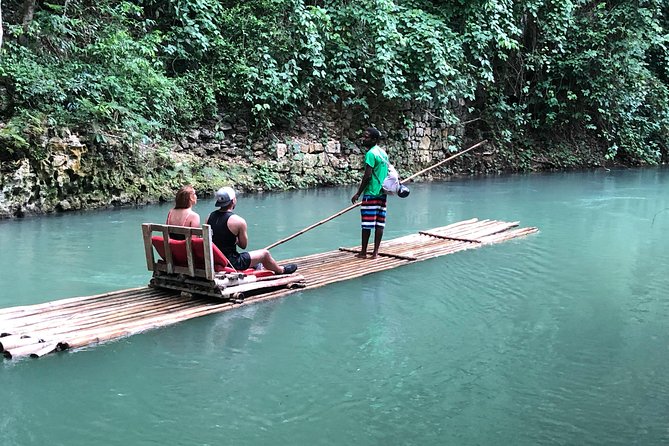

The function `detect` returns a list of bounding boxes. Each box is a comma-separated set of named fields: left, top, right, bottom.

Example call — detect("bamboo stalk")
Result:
left=3, top=301, right=198, bottom=335
left=219, top=275, right=305, bottom=299
left=337, top=247, right=417, bottom=261
left=24, top=299, right=204, bottom=339
left=422, top=218, right=480, bottom=233
left=9, top=306, right=202, bottom=352
left=0, top=290, right=171, bottom=328
left=3, top=341, right=47, bottom=359
left=0, top=287, right=153, bottom=319
left=419, top=231, right=481, bottom=243
left=1, top=289, right=172, bottom=327
left=264, top=202, right=361, bottom=250
left=1, top=292, right=181, bottom=333
left=0, top=335, right=39, bottom=352
left=401, top=140, right=487, bottom=183
left=29, top=342, right=58, bottom=358
left=56, top=300, right=235, bottom=351
left=3, top=341, right=59, bottom=359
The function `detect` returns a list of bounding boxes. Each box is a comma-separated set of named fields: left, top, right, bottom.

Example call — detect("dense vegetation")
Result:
left=0, top=0, right=667, bottom=164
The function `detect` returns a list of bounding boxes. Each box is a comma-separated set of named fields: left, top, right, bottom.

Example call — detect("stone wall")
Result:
left=0, top=103, right=500, bottom=219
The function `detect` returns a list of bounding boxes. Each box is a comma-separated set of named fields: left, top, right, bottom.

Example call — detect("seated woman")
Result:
left=166, top=186, right=201, bottom=239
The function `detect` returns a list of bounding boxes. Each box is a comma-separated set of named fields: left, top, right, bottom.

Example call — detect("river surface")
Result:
left=1, top=168, right=668, bottom=445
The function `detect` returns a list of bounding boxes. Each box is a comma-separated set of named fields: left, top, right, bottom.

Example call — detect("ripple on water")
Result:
left=2, top=170, right=669, bottom=445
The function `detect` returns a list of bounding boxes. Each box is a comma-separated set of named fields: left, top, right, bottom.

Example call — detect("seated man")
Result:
left=206, top=187, right=298, bottom=275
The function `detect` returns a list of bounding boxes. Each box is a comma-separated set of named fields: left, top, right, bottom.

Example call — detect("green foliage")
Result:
left=0, top=0, right=666, bottom=164
left=254, top=162, right=287, bottom=190
left=0, top=112, right=51, bottom=160
left=0, top=1, right=212, bottom=149
left=476, top=0, right=669, bottom=163
left=0, top=117, right=30, bottom=159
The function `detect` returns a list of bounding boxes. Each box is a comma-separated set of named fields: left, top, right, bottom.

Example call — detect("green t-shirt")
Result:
left=364, top=145, right=389, bottom=196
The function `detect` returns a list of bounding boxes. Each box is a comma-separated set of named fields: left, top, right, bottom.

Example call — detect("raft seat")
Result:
left=150, top=235, right=274, bottom=278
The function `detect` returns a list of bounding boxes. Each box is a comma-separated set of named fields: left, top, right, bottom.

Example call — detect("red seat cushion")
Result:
left=151, top=236, right=274, bottom=277
left=151, top=236, right=189, bottom=266
left=191, top=238, right=231, bottom=270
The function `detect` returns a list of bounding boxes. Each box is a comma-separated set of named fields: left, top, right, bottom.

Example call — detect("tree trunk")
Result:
left=21, top=0, right=36, bottom=27
left=0, top=0, right=4, bottom=52
left=17, top=0, right=36, bottom=45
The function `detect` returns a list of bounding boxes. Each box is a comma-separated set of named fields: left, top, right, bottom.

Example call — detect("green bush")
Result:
left=0, top=0, right=666, bottom=164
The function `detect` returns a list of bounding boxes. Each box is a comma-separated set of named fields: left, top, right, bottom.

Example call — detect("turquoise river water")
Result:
left=1, top=168, right=668, bottom=445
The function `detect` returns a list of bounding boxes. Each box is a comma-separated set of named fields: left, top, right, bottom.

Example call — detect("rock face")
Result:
left=2, top=102, right=596, bottom=219
left=1, top=134, right=88, bottom=217
left=0, top=132, right=176, bottom=218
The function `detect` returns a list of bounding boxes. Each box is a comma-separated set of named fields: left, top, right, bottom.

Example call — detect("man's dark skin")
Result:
left=351, top=129, right=383, bottom=259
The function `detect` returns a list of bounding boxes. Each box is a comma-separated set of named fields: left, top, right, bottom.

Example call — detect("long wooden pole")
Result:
left=264, top=202, right=360, bottom=250
left=401, top=139, right=487, bottom=183
left=264, top=140, right=487, bottom=250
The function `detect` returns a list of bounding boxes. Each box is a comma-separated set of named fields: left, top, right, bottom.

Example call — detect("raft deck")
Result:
left=0, top=218, right=537, bottom=359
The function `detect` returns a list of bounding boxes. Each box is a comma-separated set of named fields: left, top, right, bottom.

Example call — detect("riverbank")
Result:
left=0, top=103, right=628, bottom=219
left=0, top=113, right=618, bottom=219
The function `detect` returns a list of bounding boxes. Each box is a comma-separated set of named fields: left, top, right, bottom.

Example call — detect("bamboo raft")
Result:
left=0, top=218, right=537, bottom=360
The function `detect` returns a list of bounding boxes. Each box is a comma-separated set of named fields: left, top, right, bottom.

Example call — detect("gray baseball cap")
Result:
left=214, top=187, right=236, bottom=207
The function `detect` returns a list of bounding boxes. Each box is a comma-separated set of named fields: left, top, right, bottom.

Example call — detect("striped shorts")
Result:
left=360, top=194, right=387, bottom=230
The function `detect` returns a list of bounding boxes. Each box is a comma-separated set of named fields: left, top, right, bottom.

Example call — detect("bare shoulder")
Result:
left=188, top=209, right=201, bottom=226
left=228, top=214, right=247, bottom=229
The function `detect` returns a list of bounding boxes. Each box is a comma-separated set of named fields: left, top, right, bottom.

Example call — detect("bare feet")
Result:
left=369, top=254, right=378, bottom=259
left=355, top=253, right=367, bottom=259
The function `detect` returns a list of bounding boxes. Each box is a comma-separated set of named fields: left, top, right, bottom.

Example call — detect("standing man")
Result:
left=351, top=127, right=389, bottom=259
left=206, top=186, right=298, bottom=274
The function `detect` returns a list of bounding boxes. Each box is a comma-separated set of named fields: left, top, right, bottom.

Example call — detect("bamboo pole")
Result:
left=0, top=335, right=38, bottom=352
left=282, top=219, right=526, bottom=270
left=264, top=141, right=487, bottom=251
left=3, top=341, right=49, bottom=359
left=56, top=300, right=236, bottom=351
left=419, top=231, right=482, bottom=243
left=58, top=285, right=320, bottom=353
left=1, top=289, right=170, bottom=325
left=4, top=302, right=206, bottom=355
left=15, top=298, right=204, bottom=340
left=264, top=202, right=361, bottom=250
left=337, top=247, right=417, bottom=261
left=3, top=341, right=58, bottom=360
left=0, top=291, right=173, bottom=333
left=48, top=265, right=373, bottom=354
left=0, top=287, right=152, bottom=319
left=219, top=275, right=305, bottom=299
left=401, top=140, right=486, bottom=183
left=1, top=291, right=178, bottom=334
left=2, top=294, right=200, bottom=338
left=29, top=342, right=58, bottom=358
